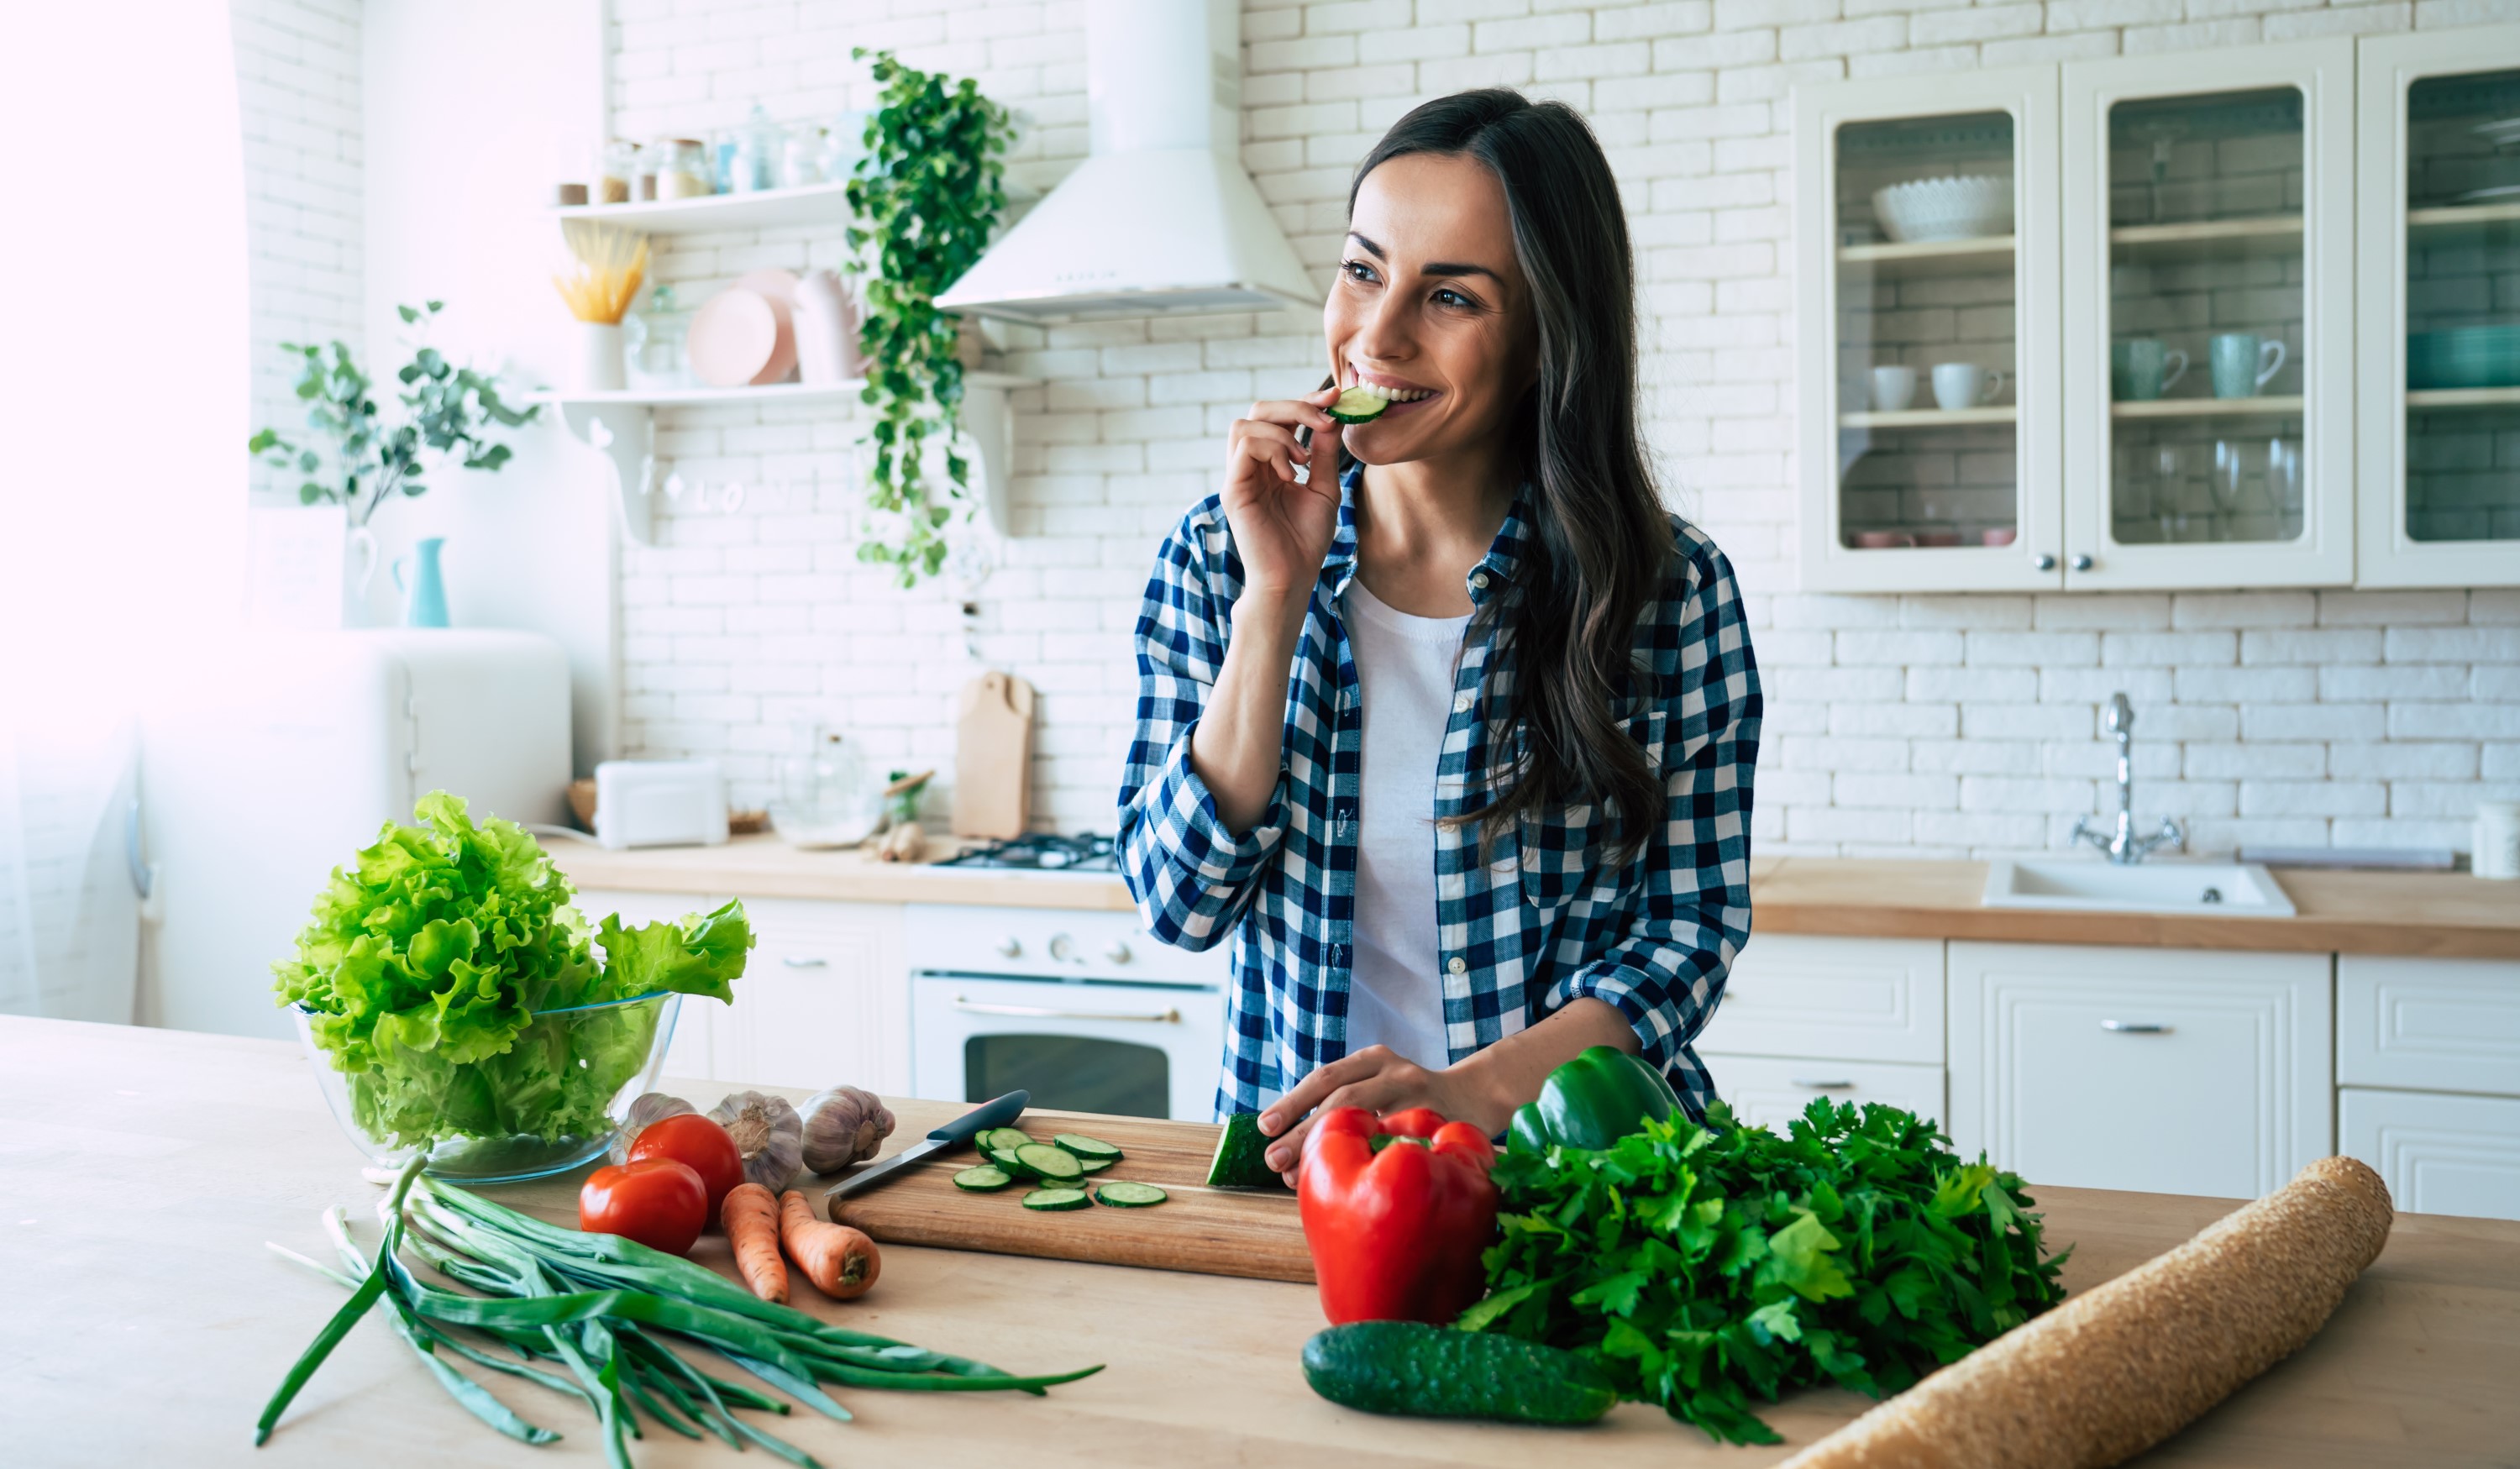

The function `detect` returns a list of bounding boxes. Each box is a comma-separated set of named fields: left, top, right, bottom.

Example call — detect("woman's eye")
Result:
left=1432, top=288, right=1473, bottom=308
left=1341, top=259, right=1380, bottom=285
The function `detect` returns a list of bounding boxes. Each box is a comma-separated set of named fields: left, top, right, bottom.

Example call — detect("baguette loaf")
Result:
left=1777, top=1155, right=2392, bottom=1469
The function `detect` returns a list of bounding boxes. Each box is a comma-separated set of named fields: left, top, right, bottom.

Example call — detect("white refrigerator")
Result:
left=142, top=630, right=572, bottom=1039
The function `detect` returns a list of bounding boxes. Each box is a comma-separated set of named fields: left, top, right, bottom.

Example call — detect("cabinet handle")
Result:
left=952, top=996, right=1181, bottom=1024
left=2034, top=553, right=2057, bottom=572
left=780, top=955, right=827, bottom=968
left=2100, top=1020, right=2168, bottom=1033
left=1791, top=1078, right=1856, bottom=1090
left=2071, top=553, right=2095, bottom=572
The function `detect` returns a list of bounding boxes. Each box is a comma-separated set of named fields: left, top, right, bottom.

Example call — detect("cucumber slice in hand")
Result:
left=1014, top=1143, right=1084, bottom=1182
left=1093, top=1182, right=1168, bottom=1209
left=1327, top=386, right=1389, bottom=424
left=953, top=1165, right=1015, bottom=1192
left=1022, top=1187, right=1093, bottom=1211
left=1053, top=1133, right=1122, bottom=1161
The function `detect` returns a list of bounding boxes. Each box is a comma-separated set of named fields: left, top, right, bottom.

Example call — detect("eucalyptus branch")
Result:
left=843, top=49, right=1013, bottom=585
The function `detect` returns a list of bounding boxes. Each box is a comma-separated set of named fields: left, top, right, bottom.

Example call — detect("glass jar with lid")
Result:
left=623, top=284, right=694, bottom=391
left=599, top=139, right=638, bottom=205
left=654, top=139, right=713, bottom=201
left=769, top=723, right=883, bottom=848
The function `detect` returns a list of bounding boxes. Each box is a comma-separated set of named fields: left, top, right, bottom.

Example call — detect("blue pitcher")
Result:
left=392, top=537, right=451, bottom=628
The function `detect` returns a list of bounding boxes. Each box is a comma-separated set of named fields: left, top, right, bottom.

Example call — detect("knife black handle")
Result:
left=929, top=1089, right=1028, bottom=1146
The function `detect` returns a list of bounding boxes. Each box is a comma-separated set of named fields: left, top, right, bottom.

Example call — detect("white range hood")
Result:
left=933, top=0, right=1320, bottom=324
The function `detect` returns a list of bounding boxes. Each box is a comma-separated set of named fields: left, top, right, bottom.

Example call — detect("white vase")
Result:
left=570, top=322, right=626, bottom=392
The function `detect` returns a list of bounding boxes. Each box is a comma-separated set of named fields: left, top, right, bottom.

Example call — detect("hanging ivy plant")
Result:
left=844, top=48, right=1013, bottom=585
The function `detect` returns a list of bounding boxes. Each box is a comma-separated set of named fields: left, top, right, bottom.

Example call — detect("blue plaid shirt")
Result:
left=1118, top=463, right=1761, bottom=1121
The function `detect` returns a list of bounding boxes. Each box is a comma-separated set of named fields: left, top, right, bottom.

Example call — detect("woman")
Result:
left=1116, top=90, right=1761, bottom=1181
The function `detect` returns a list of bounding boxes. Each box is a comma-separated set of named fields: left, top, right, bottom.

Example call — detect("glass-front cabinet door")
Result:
left=1797, top=68, right=2061, bottom=592
left=2358, top=27, right=2520, bottom=588
left=2062, top=41, right=2356, bottom=590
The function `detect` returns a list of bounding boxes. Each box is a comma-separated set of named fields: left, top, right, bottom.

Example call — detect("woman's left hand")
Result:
left=1257, top=1045, right=1511, bottom=1184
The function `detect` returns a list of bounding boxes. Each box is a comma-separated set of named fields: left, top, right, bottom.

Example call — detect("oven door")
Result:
left=911, top=973, right=1224, bottom=1121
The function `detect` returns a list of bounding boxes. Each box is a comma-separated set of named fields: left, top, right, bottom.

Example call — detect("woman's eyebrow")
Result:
left=1345, top=230, right=1503, bottom=283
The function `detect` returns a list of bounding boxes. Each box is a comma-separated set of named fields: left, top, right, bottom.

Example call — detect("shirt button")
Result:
left=1471, top=571, right=1489, bottom=590
left=1446, top=957, right=1467, bottom=975
left=1452, top=691, right=1473, bottom=713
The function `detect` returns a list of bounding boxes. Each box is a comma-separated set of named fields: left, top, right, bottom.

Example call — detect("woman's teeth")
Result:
left=1350, top=381, right=1432, bottom=402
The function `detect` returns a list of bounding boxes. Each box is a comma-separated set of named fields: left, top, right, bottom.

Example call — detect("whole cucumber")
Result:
left=1300, top=1321, right=1615, bottom=1425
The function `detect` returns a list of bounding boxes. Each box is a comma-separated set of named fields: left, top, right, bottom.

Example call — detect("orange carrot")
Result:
left=722, top=1183, right=787, bottom=1304
left=779, top=1188, right=880, bottom=1300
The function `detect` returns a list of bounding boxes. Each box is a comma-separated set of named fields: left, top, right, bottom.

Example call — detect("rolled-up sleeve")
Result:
left=1116, top=508, right=1290, bottom=952
left=1550, top=538, right=1761, bottom=1076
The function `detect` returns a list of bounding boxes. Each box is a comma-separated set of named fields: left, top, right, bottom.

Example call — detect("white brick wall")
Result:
left=230, top=0, right=364, bottom=501
left=584, top=0, right=2520, bottom=853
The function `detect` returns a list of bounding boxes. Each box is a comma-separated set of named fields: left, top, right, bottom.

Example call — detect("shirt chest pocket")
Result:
left=1513, top=706, right=1667, bottom=911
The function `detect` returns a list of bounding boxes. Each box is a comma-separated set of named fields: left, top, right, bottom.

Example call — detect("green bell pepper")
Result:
left=1508, top=1045, right=1683, bottom=1154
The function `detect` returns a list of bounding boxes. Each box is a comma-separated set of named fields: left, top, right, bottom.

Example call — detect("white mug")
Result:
left=1870, top=365, right=1917, bottom=413
left=2479, top=801, right=2520, bottom=880
left=1932, top=362, right=2005, bottom=411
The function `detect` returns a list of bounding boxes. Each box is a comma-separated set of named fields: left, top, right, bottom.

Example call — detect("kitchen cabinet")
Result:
left=1947, top=941, right=2333, bottom=1198
left=2337, top=953, right=2520, bottom=1099
left=1704, top=1055, right=1945, bottom=1135
left=2355, top=28, right=2520, bottom=585
left=1797, top=31, right=2520, bottom=591
left=576, top=888, right=911, bottom=1094
left=2061, top=40, right=2357, bottom=589
left=1698, top=935, right=1945, bottom=1064
left=2341, top=1087, right=2520, bottom=1220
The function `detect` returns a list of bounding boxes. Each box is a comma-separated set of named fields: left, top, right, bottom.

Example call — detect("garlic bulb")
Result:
left=707, top=1089, right=806, bottom=1194
left=801, top=1085, right=895, bottom=1175
left=610, top=1092, right=696, bottom=1165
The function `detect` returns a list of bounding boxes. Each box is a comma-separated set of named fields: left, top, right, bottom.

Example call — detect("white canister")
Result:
left=570, top=321, right=626, bottom=392
left=2477, top=800, right=2520, bottom=880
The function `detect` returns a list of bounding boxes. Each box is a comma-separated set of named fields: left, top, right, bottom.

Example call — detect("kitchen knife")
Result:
left=825, top=1089, right=1030, bottom=1202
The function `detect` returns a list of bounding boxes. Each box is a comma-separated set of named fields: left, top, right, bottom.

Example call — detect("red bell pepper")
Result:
left=1297, top=1106, right=1499, bottom=1325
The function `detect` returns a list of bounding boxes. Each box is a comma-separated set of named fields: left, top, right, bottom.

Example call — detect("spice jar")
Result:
left=655, top=139, right=713, bottom=200
left=600, top=139, right=638, bottom=205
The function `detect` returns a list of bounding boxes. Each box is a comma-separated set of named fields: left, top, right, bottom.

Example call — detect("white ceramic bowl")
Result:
left=1871, top=175, right=2013, bottom=244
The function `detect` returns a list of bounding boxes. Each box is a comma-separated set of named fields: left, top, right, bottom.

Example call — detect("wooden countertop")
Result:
left=5, top=1015, right=2517, bottom=1467
left=549, top=835, right=2520, bottom=958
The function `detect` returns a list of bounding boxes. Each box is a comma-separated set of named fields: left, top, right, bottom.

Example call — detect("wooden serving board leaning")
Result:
left=830, top=1106, right=1312, bottom=1283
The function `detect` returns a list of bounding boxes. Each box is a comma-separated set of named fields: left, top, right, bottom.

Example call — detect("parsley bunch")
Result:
left=1461, top=1099, right=2069, bottom=1444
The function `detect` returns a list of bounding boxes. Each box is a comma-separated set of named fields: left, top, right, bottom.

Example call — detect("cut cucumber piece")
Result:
left=1052, top=1133, right=1122, bottom=1162
left=953, top=1165, right=1014, bottom=1193
left=1207, top=1112, right=1285, bottom=1190
left=1301, top=1321, right=1615, bottom=1424
left=1327, top=386, right=1390, bottom=424
left=979, top=1127, right=1035, bottom=1153
left=1077, top=1157, right=1117, bottom=1175
left=1021, top=1187, right=1092, bottom=1211
left=985, top=1145, right=1030, bottom=1177
left=1013, top=1143, right=1084, bottom=1182
left=1093, top=1182, right=1168, bottom=1208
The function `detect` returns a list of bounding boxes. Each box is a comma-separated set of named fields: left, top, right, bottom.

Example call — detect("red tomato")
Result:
left=580, top=1157, right=707, bottom=1255
left=627, top=1113, right=744, bottom=1225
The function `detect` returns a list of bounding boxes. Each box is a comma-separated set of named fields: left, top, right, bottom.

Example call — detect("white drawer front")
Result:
left=1703, top=1054, right=1946, bottom=1135
left=2338, top=956, right=2520, bottom=1099
left=906, top=903, right=1228, bottom=987
left=1697, top=935, right=1944, bottom=1064
left=2342, top=1088, right=2520, bottom=1223
left=730, top=898, right=908, bottom=1093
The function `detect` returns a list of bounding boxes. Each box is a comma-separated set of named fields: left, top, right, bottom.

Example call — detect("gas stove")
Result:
left=932, top=832, right=1118, bottom=873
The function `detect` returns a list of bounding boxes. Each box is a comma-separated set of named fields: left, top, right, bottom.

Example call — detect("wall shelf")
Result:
left=2407, top=386, right=2520, bottom=410
left=554, top=181, right=853, bottom=236
left=532, top=374, right=1037, bottom=546
left=2111, top=395, right=2305, bottom=419
left=2108, top=215, right=2305, bottom=260
left=1837, top=235, right=2016, bottom=278
left=2406, top=200, right=2520, bottom=243
left=1841, top=406, right=2018, bottom=428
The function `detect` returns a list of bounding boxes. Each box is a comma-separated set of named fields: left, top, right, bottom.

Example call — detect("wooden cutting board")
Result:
left=952, top=670, right=1034, bottom=839
left=829, top=1104, right=1313, bottom=1283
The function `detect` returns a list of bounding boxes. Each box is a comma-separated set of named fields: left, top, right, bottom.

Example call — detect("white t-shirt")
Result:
left=1340, top=580, right=1471, bottom=1071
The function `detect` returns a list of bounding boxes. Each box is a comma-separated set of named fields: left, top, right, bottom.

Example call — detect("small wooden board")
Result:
left=828, top=1105, right=1312, bottom=1283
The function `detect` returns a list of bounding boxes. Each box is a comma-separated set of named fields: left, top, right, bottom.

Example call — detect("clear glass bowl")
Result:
left=292, top=991, right=682, bottom=1183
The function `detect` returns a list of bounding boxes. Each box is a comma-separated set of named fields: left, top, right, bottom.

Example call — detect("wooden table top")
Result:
left=13, top=1015, right=2510, bottom=1467
left=549, top=837, right=2520, bottom=957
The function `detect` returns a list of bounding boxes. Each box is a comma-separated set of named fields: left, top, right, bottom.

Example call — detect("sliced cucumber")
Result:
left=979, top=1127, right=1035, bottom=1153
left=1077, top=1157, right=1118, bottom=1175
left=1207, top=1112, right=1284, bottom=1190
left=1093, top=1182, right=1168, bottom=1209
left=1014, top=1143, right=1084, bottom=1182
left=953, top=1165, right=1015, bottom=1192
left=1327, top=386, right=1390, bottom=424
left=1052, top=1133, right=1122, bottom=1162
left=1021, top=1187, right=1092, bottom=1211
left=985, top=1145, right=1031, bottom=1177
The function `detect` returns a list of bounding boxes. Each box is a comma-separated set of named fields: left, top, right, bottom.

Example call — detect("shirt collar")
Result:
left=1326, top=459, right=1533, bottom=611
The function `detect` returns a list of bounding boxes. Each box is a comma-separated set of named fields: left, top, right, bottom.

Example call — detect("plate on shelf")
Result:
left=1871, top=175, right=2013, bottom=244
left=2407, top=326, right=2520, bottom=391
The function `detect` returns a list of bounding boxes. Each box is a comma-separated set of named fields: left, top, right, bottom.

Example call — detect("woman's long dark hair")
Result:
left=1348, top=90, right=1673, bottom=863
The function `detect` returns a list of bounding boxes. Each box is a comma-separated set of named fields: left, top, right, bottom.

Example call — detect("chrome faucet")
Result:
left=2071, top=692, right=2184, bottom=864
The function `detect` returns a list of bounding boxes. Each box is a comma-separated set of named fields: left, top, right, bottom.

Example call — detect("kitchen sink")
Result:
left=1980, top=858, right=2296, bottom=916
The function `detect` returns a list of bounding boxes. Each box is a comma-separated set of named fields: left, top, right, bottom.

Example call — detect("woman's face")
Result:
left=1327, top=151, right=1537, bottom=465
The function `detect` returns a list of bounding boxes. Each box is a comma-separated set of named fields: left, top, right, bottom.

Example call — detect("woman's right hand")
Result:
left=1222, top=387, right=1345, bottom=608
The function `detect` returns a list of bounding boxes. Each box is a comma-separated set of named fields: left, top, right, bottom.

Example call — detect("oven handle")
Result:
left=951, top=995, right=1183, bottom=1024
